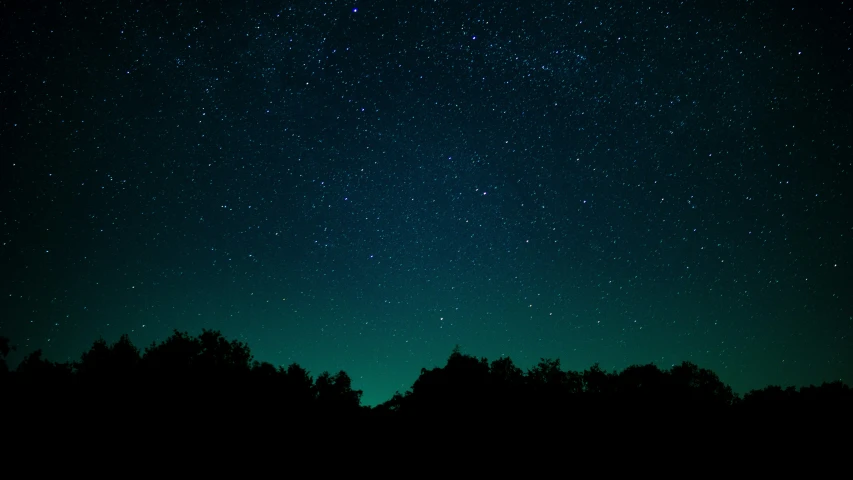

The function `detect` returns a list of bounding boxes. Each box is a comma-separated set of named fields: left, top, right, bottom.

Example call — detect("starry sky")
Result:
left=1, top=0, right=851, bottom=406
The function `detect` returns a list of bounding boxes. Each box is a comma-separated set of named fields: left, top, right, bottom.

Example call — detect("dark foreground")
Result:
left=1, top=331, right=849, bottom=426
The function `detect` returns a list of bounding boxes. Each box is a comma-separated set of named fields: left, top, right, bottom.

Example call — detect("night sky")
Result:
left=2, top=0, right=851, bottom=406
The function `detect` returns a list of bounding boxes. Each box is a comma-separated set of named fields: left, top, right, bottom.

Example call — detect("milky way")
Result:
left=1, top=0, right=850, bottom=405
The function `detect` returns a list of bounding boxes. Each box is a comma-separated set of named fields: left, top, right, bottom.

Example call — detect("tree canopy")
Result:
left=0, top=332, right=849, bottom=421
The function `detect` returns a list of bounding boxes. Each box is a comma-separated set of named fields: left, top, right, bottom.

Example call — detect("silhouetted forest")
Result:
left=1, top=331, right=849, bottom=420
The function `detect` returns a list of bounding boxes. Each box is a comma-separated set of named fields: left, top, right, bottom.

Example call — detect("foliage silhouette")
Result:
left=1, top=332, right=850, bottom=421
left=0, top=336, right=12, bottom=375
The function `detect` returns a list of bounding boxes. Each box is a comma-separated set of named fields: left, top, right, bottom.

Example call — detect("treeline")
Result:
left=0, top=331, right=849, bottom=419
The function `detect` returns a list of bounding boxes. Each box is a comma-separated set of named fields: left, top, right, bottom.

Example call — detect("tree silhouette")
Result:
left=196, top=329, right=253, bottom=374
left=16, top=349, right=73, bottom=383
left=490, top=356, right=523, bottom=385
left=582, top=362, right=611, bottom=395
left=280, top=363, right=316, bottom=412
left=0, top=336, right=12, bottom=375
left=315, top=370, right=363, bottom=412
left=1, top=331, right=850, bottom=421
left=76, top=334, right=142, bottom=383
left=406, top=346, right=492, bottom=415
left=669, top=361, right=735, bottom=408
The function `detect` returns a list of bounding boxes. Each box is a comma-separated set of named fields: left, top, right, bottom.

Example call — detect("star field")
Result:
left=1, top=0, right=851, bottom=405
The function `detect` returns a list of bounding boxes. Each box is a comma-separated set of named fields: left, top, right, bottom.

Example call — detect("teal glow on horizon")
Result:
left=1, top=0, right=850, bottom=407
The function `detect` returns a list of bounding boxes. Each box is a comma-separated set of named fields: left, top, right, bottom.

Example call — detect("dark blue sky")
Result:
left=1, top=0, right=850, bottom=405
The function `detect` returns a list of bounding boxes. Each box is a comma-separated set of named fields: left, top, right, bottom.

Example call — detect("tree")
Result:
left=16, top=349, right=73, bottom=382
left=196, top=329, right=253, bottom=374
left=583, top=363, right=611, bottom=395
left=670, top=361, right=735, bottom=407
left=111, top=334, right=141, bottom=372
left=490, top=357, right=523, bottom=385
left=141, top=330, right=201, bottom=374
left=527, top=358, right=567, bottom=387
left=375, top=391, right=407, bottom=414
left=315, top=370, right=363, bottom=411
left=4, top=329, right=851, bottom=421
left=280, top=363, right=316, bottom=411
left=75, top=335, right=139, bottom=376
left=0, top=336, right=13, bottom=375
